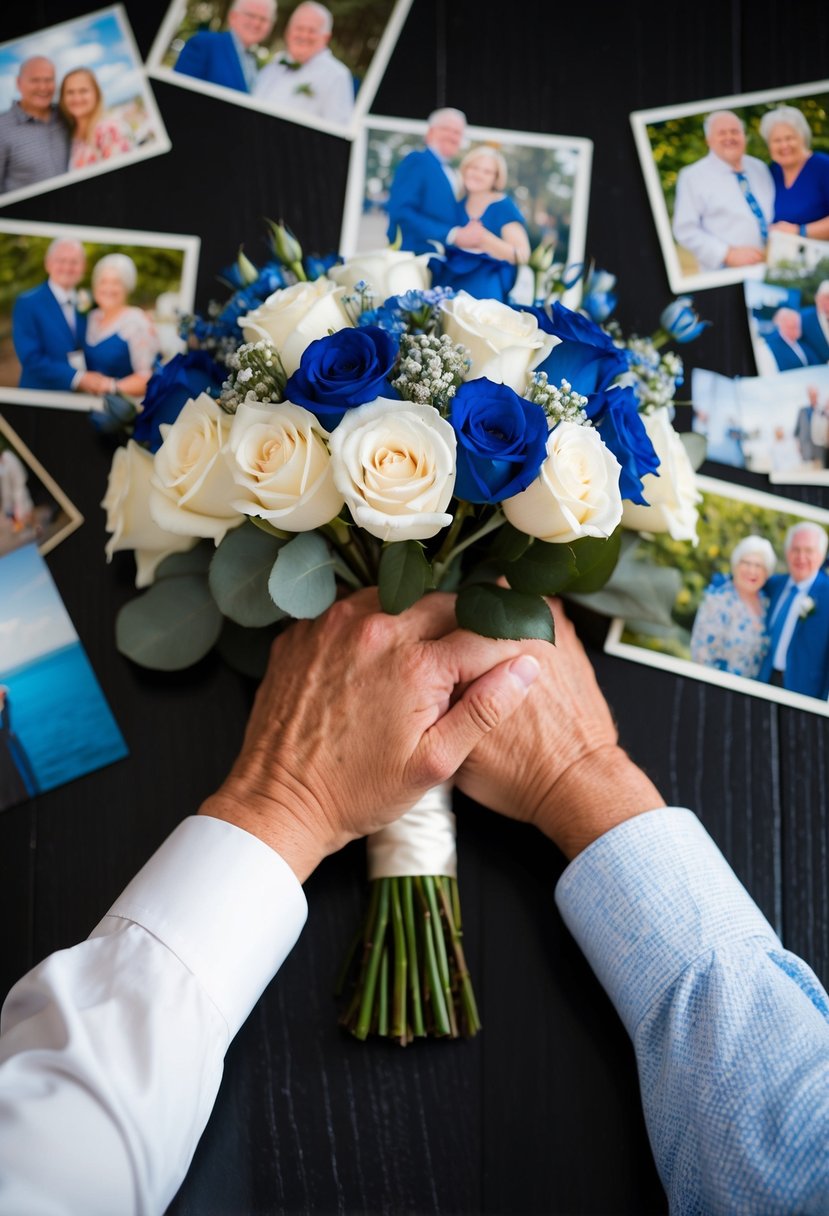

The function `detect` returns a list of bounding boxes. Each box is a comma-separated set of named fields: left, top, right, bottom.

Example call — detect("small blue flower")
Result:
left=660, top=297, right=708, bottom=344
left=285, top=326, right=400, bottom=429
left=449, top=379, right=548, bottom=504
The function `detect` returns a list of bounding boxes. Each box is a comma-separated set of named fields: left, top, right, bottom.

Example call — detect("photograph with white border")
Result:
left=0, top=413, right=83, bottom=559
left=0, top=5, right=170, bottom=209
left=606, top=475, right=829, bottom=717
left=630, top=79, right=829, bottom=294
left=745, top=230, right=829, bottom=375
left=691, top=364, right=829, bottom=485
left=340, top=114, right=592, bottom=305
left=146, top=0, right=413, bottom=141
left=0, top=218, right=200, bottom=412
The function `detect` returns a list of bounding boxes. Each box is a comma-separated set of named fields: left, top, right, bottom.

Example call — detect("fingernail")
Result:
left=509, top=655, right=540, bottom=689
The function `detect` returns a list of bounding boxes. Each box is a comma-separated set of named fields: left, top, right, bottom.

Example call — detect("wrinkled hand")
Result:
left=200, top=589, right=539, bottom=879
left=456, top=600, right=663, bottom=858
left=723, top=245, right=765, bottom=267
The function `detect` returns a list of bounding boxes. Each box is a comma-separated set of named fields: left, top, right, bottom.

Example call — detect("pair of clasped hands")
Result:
left=200, top=589, right=663, bottom=879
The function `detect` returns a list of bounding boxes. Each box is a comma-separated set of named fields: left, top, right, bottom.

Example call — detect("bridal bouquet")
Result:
left=100, top=225, right=704, bottom=1043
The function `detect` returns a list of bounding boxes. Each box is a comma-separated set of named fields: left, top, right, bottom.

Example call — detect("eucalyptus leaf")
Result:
left=566, top=543, right=681, bottom=628
left=505, top=539, right=577, bottom=596
left=115, top=575, right=223, bottom=670
left=153, top=541, right=214, bottom=581
left=378, top=541, right=432, bottom=614
left=249, top=514, right=291, bottom=540
left=217, top=619, right=285, bottom=680
left=456, top=584, right=555, bottom=642
left=268, top=531, right=337, bottom=619
left=209, top=522, right=287, bottom=627
left=680, top=430, right=707, bottom=471
left=565, top=529, right=622, bottom=594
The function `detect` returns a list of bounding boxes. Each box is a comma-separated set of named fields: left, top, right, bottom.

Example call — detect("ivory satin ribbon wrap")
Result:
left=365, top=783, right=457, bottom=879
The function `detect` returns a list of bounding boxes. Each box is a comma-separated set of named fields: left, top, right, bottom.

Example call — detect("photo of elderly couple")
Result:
left=606, top=478, right=829, bottom=714
left=744, top=231, right=829, bottom=375
left=0, top=221, right=198, bottom=408
left=0, top=7, right=168, bottom=206
left=633, top=82, right=829, bottom=291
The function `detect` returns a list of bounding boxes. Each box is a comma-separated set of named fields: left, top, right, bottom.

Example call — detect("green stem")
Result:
left=422, top=876, right=458, bottom=1038
left=433, top=509, right=505, bottom=586
left=340, top=880, right=381, bottom=1028
left=322, top=522, right=372, bottom=585
left=402, top=877, right=425, bottom=1038
left=649, top=326, right=670, bottom=350
left=414, top=877, right=451, bottom=1036
left=431, top=500, right=472, bottom=571
left=436, top=877, right=481, bottom=1035
left=390, top=879, right=408, bottom=1043
left=354, top=879, right=390, bottom=1040
left=378, top=946, right=389, bottom=1037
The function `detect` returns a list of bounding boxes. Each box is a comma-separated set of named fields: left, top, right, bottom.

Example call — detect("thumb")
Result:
left=413, top=655, right=540, bottom=783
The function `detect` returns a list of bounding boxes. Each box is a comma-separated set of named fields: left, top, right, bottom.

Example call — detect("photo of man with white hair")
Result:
left=759, top=306, right=820, bottom=372
left=759, top=520, right=829, bottom=697
left=801, top=280, right=829, bottom=363
left=672, top=109, right=774, bottom=271
left=174, top=0, right=277, bottom=93
left=253, top=2, right=354, bottom=125
left=385, top=107, right=468, bottom=253
left=0, top=56, right=69, bottom=195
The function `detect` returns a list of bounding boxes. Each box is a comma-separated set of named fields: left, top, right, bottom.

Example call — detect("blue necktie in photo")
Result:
left=734, top=171, right=769, bottom=242
left=769, top=581, right=799, bottom=667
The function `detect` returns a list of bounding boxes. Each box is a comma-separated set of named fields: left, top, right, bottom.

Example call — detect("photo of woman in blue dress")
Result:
left=689, top=534, right=776, bottom=679
left=761, top=105, right=829, bottom=243
left=84, top=253, right=161, bottom=399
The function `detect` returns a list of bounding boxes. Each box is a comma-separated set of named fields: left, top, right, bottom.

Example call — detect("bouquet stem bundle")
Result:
left=337, top=873, right=480, bottom=1043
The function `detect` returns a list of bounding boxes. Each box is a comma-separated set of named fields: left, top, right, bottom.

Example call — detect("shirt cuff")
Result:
left=554, top=807, right=781, bottom=1038
left=97, top=815, right=308, bottom=1038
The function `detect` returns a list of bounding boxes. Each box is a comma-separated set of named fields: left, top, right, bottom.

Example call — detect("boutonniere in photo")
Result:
left=799, top=594, right=816, bottom=619
left=294, top=82, right=314, bottom=98
left=75, top=289, right=92, bottom=315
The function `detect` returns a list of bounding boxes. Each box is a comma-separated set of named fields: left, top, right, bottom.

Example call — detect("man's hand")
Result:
left=452, top=219, right=486, bottom=249
left=456, top=600, right=664, bottom=859
left=723, top=245, right=765, bottom=267
left=200, top=589, right=539, bottom=879
left=77, top=371, right=111, bottom=394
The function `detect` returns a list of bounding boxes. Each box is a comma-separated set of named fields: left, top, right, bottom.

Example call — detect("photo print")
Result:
left=0, top=5, right=170, bottom=208
left=745, top=230, right=829, bottom=375
left=0, top=218, right=200, bottom=411
left=0, top=413, right=83, bottom=560
left=146, top=0, right=413, bottom=140
left=0, top=543, right=127, bottom=813
left=340, top=114, right=593, bottom=304
left=606, top=476, right=829, bottom=717
left=630, top=79, right=829, bottom=293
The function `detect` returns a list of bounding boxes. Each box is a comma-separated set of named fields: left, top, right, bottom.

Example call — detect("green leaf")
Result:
left=268, top=531, right=337, bottom=619
left=487, top=521, right=533, bottom=564
left=378, top=541, right=432, bottom=614
left=566, top=538, right=682, bottom=628
left=209, top=522, right=287, bottom=628
left=216, top=619, right=286, bottom=680
left=153, top=541, right=214, bottom=580
left=505, top=539, right=577, bottom=595
left=115, top=575, right=223, bottom=670
left=564, top=529, right=623, bottom=594
left=249, top=514, right=290, bottom=540
left=680, top=430, right=707, bottom=471
left=456, top=584, right=555, bottom=642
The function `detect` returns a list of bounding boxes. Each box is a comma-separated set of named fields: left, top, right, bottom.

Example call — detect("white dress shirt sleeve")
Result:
left=0, top=815, right=307, bottom=1216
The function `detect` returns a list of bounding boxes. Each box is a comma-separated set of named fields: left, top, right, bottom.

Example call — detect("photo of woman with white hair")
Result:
left=689, top=534, right=777, bottom=678
left=760, top=104, right=829, bottom=242
left=84, top=253, right=161, bottom=398
left=429, top=143, right=531, bottom=302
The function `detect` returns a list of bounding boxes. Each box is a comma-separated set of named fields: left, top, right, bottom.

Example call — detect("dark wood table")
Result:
left=2, top=1, right=828, bottom=1211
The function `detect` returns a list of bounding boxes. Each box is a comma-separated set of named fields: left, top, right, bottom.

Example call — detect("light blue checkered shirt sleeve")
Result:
left=555, top=807, right=829, bottom=1214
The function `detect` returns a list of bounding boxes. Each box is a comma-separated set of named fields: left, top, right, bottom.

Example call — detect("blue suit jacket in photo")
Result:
left=174, top=31, right=248, bottom=94
left=764, top=331, right=821, bottom=371
left=386, top=148, right=459, bottom=254
left=759, top=568, right=829, bottom=699
left=13, top=282, right=86, bottom=392
left=800, top=306, right=829, bottom=363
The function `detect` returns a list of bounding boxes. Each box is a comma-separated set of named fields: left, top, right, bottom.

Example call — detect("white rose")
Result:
left=327, top=249, right=431, bottom=300
left=238, top=279, right=352, bottom=376
left=503, top=421, right=623, bottom=543
left=329, top=397, right=456, bottom=542
left=101, top=440, right=196, bottom=588
left=228, top=399, right=344, bottom=531
left=620, top=407, right=701, bottom=542
left=439, top=291, right=557, bottom=392
left=150, top=393, right=243, bottom=544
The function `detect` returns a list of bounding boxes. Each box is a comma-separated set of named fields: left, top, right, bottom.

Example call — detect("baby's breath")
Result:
left=391, top=333, right=471, bottom=413
left=525, top=371, right=590, bottom=427
left=219, top=340, right=286, bottom=412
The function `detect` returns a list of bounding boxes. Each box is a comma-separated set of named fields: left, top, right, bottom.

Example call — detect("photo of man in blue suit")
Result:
left=386, top=108, right=467, bottom=254
left=759, top=521, right=829, bottom=699
left=12, top=239, right=109, bottom=395
left=174, top=0, right=277, bottom=94
left=762, top=308, right=820, bottom=371
left=800, top=281, right=829, bottom=363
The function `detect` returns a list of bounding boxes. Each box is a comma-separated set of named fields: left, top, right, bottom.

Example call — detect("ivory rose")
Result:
left=329, top=398, right=456, bottom=542
left=620, top=407, right=701, bottom=542
left=327, top=248, right=431, bottom=300
left=150, top=393, right=243, bottom=544
left=503, top=421, right=623, bottom=543
left=238, top=279, right=352, bottom=377
left=439, top=292, right=557, bottom=392
left=228, top=399, right=344, bottom=530
left=101, top=440, right=196, bottom=588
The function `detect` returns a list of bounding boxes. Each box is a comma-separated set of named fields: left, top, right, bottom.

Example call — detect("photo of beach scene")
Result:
left=0, top=543, right=127, bottom=812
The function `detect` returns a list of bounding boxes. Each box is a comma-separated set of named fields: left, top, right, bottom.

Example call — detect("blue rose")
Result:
left=449, top=379, right=549, bottom=504
left=133, top=351, right=226, bottom=452
left=660, top=296, right=708, bottom=343
left=594, top=386, right=660, bottom=504
left=284, top=326, right=400, bottom=429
